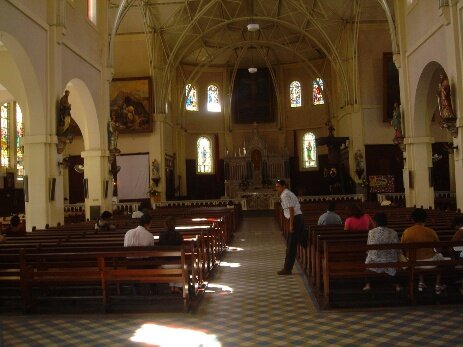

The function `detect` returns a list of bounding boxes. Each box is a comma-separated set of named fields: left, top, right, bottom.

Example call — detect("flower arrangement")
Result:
left=358, top=177, right=369, bottom=188
left=148, top=182, right=160, bottom=197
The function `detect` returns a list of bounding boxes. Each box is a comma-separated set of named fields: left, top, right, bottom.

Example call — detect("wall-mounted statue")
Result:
left=57, top=90, right=75, bottom=154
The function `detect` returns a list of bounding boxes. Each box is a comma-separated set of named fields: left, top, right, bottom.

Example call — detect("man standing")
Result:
left=276, top=179, right=304, bottom=275
left=124, top=213, right=154, bottom=247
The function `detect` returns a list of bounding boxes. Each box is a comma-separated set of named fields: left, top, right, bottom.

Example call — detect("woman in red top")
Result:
left=344, top=203, right=374, bottom=231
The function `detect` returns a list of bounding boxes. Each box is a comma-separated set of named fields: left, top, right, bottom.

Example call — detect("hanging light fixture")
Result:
left=247, top=23, right=259, bottom=32
left=248, top=67, right=257, bottom=74
left=248, top=46, right=257, bottom=74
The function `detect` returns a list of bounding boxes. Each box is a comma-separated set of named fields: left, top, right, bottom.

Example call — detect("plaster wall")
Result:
left=64, top=1, right=102, bottom=63
left=282, top=62, right=330, bottom=130
left=406, top=29, right=449, bottom=137
left=13, top=0, right=48, bottom=20
left=405, top=1, right=442, bottom=52
left=0, top=0, right=48, bottom=133
left=357, top=26, right=393, bottom=146
left=181, top=69, right=225, bottom=133
left=113, top=34, right=150, bottom=77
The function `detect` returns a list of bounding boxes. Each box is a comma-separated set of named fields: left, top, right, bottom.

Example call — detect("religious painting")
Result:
left=109, top=77, right=153, bottom=133
left=383, top=52, right=401, bottom=122
left=368, top=175, right=395, bottom=193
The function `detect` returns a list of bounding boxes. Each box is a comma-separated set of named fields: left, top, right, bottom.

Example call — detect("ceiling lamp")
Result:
left=248, top=67, right=257, bottom=74
left=247, top=23, right=259, bottom=32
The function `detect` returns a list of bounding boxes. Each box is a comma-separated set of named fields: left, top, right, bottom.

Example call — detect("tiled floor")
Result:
left=2, top=215, right=463, bottom=346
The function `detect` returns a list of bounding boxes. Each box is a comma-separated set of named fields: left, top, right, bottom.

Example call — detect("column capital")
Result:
left=404, top=136, right=434, bottom=145
left=22, top=135, right=57, bottom=145
left=81, top=149, right=110, bottom=158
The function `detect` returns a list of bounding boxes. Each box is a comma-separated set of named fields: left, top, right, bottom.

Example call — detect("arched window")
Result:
left=16, top=103, right=24, bottom=179
left=88, top=0, right=97, bottom=24
left=1, top=103, right=9, bottom=167
left=185, top=84, right=198, bottom=111
left=207, top=84, right=221, bottom=112
left=197, top=136, right=213, bottom=174
left=290, top=81, right=302, bottom=107
left=312, top=78, right=325, bottom=105
left=302, top=132, right=317, bottom=168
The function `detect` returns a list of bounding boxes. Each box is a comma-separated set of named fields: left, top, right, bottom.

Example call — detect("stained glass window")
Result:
left=290, top=81, right=302, bottom=107
left=1, top=103, right=9, bottom=167
left=313, top=78, right=325, bottom=105
left=186, top=84, right=198, bottom=111
left=207, top=84, right=221, bottom=112
left=197, top=136, right=213, bottom=174
left=15, top=103, right=24, bottom=179
left=88, top=0, right=97, bottom=24
left=302, top=132, right=317, bottom=168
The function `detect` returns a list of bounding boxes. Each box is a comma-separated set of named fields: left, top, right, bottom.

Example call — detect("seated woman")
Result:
left=3, top=215, right=26, bottom=237
left=363, top=212, right=401, bottom=292
left=451, top=216, right=463, bottom=295
left=344, top=203, right=374, bottom=231
left=159, top=216, right=184, bottom=293
left=95, top=211, right=116, bottom=231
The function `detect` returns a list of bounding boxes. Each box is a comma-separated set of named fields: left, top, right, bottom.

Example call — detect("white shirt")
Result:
left=131, top=210, right=144, bottom=219
left=124, top=225, right=154, bottom=247
left=280, top=188, right=302, bottom=219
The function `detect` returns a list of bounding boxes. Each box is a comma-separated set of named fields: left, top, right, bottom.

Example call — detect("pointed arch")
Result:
left=313, top=78, right=325, bottom=105
left=186, top=83, right=198, bottom=111
left=301, top=132, right=317, bottom=169
left=197, top=136, right=213, bottom=174
left=290, top=81, right=302, bottom=108
left=207, top=84, right=221, bottom=112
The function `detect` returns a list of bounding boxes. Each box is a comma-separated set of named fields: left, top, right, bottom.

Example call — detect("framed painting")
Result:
left=109, top=77, right=153, bottom=133
left=382, top=52, right=401, bottom=123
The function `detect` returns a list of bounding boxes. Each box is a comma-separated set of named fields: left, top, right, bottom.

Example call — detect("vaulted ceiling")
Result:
left=109, top=0, right=395, bottom=69
left=109, top=0, right=396, bottom=109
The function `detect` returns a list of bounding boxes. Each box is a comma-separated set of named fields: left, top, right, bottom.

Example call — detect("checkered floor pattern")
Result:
left=2, top=214, right=463, bottom=346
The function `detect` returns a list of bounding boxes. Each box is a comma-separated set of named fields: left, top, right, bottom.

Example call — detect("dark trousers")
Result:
left=283, top=214, right=304, bottom=271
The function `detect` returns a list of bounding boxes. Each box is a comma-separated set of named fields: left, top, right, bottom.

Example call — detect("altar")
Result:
left=237, top=190, right=278, bottom=210
left=224, top=127, right=289, bottom=209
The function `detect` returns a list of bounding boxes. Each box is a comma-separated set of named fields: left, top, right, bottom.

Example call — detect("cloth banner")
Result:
left=116, top=154, right=149, bottom=200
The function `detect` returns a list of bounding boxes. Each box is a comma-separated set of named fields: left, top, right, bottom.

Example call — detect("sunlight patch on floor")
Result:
left=219, top=261, right=241, bottom=268
left=130, top=323, right=221, bottom=347
left=205, top=283, right=234, bottom=294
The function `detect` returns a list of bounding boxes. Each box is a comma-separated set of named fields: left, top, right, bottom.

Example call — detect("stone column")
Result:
left=151, top=114, right=166, bottom=200
left=403, top=136, right=434, bottom=208
left=81, top=149, right=110, bottom=221
left=454, top=117, right=463, bottom=210
left=22, top=135, right=60, bottom=230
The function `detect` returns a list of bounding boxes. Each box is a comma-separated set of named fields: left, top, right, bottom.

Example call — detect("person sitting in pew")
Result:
left=344, top=203, right=374, bottom=231
left=159, top=216, right=183, bottom=293
left=95, top=211, right=116, bottom=231
left=317, top=201, right=342, bottom=225
left=2, top=215, right=26, bottom=237
left=401, top=208, right=447, bottom=294
left=363, top=212, right=401, bottom=292
left=124, top=213, right=154, bottom=247
left=450, top=216, right=463, bottom=295
left=131, top=201, right=151, bottom=219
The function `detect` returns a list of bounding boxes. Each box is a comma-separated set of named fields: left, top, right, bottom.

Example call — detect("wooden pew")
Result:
left=19, top=245, right=197, bottom=313
left=322, top=240, right=463, bottom=308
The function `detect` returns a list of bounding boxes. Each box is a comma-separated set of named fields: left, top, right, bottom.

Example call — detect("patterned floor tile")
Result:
left=2, top=215, right=463, bottom=346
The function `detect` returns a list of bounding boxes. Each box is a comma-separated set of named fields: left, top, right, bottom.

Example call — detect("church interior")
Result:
left=1, top=0, right=463, bottom=345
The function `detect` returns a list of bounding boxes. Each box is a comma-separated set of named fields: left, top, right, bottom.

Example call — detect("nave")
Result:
left=2, top=214, right=463, bottom=346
